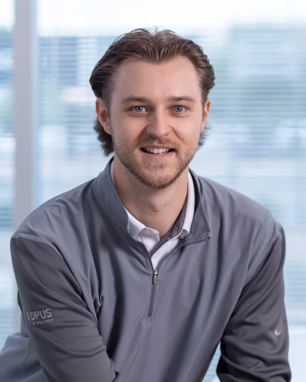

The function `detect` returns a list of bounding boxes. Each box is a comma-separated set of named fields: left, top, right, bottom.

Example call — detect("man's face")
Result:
left=96, top=56, right=210, bottom=189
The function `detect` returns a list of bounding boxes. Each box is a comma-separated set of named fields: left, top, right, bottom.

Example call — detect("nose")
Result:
left=145, top=110, right=171, bottom=138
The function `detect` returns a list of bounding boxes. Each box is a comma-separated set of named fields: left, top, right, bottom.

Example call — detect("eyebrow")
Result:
left=121, top=96, right=150, bottom=104
left=121, top=95, right=196, bottom=104
left=167, top=95, right=196, bottom=103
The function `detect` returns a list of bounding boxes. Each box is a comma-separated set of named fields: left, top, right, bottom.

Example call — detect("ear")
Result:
left=96, top=98, right=112, bottom=135
left=201, top=98, right=211, bottom=132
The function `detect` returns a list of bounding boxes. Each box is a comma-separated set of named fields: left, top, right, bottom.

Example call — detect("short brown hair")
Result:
left=89, top=27, right=215, bottom=156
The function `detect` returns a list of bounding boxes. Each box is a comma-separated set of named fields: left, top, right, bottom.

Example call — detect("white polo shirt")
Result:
left=111, top=164, right=195, bottom=269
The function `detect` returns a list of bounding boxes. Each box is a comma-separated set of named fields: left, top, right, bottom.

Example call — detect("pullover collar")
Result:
left=92, top=159, right=211, bottom=245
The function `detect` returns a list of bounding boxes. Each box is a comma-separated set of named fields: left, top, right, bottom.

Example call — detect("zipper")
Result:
left=148, top=269, right=158, bottom=317
left=146, top=243, right=196, bottom=319
left=145, top=237, right=210, bottom=319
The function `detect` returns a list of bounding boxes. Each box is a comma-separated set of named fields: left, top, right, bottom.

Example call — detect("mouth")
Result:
left=141, top=147, right=175, bottom=155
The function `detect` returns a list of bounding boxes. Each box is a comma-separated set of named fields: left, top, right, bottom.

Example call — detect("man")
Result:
left=0, top=28, right=291, bottom=381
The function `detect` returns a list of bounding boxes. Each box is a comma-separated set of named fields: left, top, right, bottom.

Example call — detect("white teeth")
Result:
left=144, top=147, right=170, bottom=154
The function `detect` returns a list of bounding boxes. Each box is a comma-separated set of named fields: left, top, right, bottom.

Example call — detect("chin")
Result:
left=131, top=168, right=187, bottom=190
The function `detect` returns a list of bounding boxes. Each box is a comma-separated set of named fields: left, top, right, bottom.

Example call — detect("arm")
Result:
left=217, top=226, right=291, bottom=381
left=11, top=236, right=117, bottom=382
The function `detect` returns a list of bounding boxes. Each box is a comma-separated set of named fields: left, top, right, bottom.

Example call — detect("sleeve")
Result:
left=11, top=236, right=117, bottom=382
left=217, top=226, right=291, bottom=381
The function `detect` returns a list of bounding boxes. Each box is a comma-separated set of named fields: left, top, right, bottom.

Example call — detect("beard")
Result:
left=112, top=135, right=198, bottom=189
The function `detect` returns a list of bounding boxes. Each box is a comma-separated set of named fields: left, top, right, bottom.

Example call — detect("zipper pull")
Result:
left=152, top=269, right=158, bottom=284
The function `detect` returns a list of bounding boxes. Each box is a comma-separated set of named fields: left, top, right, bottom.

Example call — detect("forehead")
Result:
left=110, top=56, right=202, bottom=103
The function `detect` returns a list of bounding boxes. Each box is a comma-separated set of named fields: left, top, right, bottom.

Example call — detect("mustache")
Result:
left=137, top=138, right=178, bottom=149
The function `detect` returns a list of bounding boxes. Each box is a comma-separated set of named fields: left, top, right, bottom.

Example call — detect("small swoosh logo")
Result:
left=274, top=329, right=281, bottom=336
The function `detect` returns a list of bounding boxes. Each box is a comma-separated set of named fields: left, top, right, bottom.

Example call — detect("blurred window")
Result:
left=0, top=0, right=15, bottom=349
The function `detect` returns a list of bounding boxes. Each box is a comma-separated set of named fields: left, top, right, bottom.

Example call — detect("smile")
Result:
left=141, top=147, right=174, bottom=154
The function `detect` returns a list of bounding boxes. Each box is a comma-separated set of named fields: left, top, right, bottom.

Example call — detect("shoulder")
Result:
left=194, top=173, right=276, bottom=227
left=12, top=178, right=96, bottom=246
left=192, top=172, right=284, bottom=283
left=192, top=172, right=282, bottom=258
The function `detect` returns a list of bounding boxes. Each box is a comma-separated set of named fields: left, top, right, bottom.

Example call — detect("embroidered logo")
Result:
left=274, top=329, right=281, bottom=336
left=25, top=308, right=54, bottom=325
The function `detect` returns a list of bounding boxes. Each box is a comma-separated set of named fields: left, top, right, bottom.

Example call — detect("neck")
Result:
left=112, top=160, right=188, bottom=239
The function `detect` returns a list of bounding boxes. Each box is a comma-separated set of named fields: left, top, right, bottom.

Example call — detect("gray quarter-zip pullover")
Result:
left=0, top=160, right=291, bottom=381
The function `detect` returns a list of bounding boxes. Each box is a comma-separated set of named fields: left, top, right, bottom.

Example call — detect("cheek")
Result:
left=112, top=121, right=143, bottom=144
left=179, top=123, right=202, bottom=144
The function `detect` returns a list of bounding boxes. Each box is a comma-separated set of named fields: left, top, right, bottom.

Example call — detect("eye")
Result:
left=132, top=106, right=146, bottom=113
left=173, top=105, right=186, bottom=113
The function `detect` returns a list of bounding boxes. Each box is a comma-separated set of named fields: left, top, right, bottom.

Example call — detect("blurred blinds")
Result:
left=0, top=0, right=15, bottom=349
left=37, top=25, right=306, bottom=381
left=38, top=35, right=114, bottom=202
left=191, top=27, right=306, bottom=326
